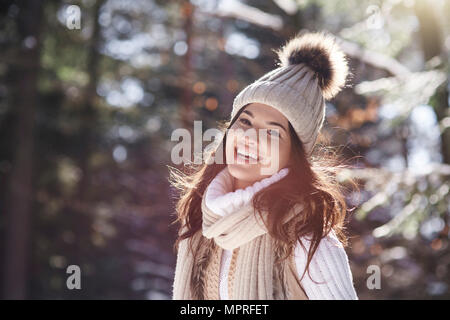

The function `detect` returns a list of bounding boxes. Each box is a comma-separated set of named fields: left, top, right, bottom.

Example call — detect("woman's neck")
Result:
left=232, top=177, right=256, bottom=192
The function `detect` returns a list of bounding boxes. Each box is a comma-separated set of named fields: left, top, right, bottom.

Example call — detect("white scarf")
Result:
left=204, top=167, right=290, bottom=299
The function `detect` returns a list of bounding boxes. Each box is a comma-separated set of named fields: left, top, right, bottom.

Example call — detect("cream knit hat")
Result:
left=230, top=31, right=350, bottom=155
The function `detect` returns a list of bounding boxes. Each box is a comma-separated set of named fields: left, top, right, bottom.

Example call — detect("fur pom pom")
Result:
left=275, top=31, right=349, bottom=100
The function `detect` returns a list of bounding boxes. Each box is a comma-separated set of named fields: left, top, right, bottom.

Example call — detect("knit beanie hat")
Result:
left=230, top=31, right=350, bottom=155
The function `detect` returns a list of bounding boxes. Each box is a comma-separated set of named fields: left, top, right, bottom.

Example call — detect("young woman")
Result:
left=170, top=31, right=358, bottom=300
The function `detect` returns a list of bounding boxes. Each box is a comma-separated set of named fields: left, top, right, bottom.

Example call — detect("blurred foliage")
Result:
left=0, top=0, right=449, bottom=299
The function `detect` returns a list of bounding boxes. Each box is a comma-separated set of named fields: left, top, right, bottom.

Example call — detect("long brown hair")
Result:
left=169, top=106, right=357, bottom=283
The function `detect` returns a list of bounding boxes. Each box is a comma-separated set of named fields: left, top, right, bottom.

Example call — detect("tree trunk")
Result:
left=77, top=0, right=104, bottom=201
left=415, top=0, right=450, bottom=164
left=180, top=0, right=194, bottom=132
left=2, top=0, right=43, bottom=299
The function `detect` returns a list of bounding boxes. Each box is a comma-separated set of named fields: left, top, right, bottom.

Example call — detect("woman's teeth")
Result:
left=236, top=148, right=258, bottom=161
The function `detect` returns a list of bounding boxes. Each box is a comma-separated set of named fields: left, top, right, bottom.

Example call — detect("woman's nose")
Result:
left=243, top=132, right=258, bottom=147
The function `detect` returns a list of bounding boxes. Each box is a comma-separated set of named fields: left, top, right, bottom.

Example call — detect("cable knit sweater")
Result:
left=204, top=167, right=358, bottom=300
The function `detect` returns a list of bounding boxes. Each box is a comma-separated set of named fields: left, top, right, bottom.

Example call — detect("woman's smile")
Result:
left=234, top=145, right=260, bottom=165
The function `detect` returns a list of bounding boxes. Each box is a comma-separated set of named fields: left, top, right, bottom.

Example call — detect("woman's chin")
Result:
left=228, top=163, right=254, bottom=176
left=227, top=162, right=279, bottom=178
left=227, top=163, right=264, bottom=182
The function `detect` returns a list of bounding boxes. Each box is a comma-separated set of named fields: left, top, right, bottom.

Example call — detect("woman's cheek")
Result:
left=225, top=132, right=236, bottom=164
left=277, top=141, right=291, bottom=168
left=262, top=137, right=279, bottom=160
left=260, top=138, right=289, bottom=171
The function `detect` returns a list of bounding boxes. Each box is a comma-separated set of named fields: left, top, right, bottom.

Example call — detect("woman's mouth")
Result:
left=234, top=146, right=259, bottom=164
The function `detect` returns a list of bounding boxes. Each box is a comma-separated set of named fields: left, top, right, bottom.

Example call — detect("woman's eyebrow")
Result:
left=242, top=110, right=254, bottom=117
left=243, top=109, right=286, bottom=132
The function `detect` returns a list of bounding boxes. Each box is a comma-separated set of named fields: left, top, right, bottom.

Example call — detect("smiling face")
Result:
left=225, top=103, right=292, bottom=190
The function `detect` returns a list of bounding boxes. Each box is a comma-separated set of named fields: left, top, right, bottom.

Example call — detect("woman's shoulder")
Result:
left=296, top=229, right=343, bottom=250
left=293, top=230, right=358, bottom=299
left=293, top=229, right=348, bottom=266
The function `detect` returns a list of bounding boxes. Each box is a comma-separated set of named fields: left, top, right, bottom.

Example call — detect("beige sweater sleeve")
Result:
left=294, top=231, right=358, bottom=300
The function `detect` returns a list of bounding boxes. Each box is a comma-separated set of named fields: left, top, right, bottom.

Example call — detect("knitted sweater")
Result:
left=204, top=167, right=358, bottom=300
left=173, top=194, right=308, bottom=300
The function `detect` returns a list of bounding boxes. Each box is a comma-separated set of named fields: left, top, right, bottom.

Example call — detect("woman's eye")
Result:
left=239, top=118, right=251, bottom=126
left=268, top=129, right=280, bottom=138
